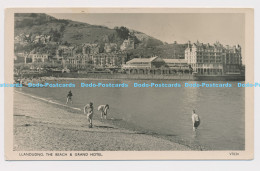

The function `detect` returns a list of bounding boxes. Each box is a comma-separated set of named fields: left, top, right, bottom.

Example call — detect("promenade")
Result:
left=14, top=92, right=191, bottom=151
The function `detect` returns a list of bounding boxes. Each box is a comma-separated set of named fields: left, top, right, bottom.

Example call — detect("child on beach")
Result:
left=66, top=90, right=73, bottom=104
left=84, top=102, right=94, bottom=128
left=98, top=104, right=109, bottom=120
left=192, top=110, right=200, bottom=131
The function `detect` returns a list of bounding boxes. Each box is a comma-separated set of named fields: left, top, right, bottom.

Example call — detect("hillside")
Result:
left=14, top=13, right=163, bottom=49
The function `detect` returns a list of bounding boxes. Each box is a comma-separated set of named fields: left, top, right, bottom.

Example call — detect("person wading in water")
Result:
left=98, top=104, right=109, bottom=120
left=66, top=90, right=73, bottom=104
left=192, top=110, right=200, bottom=131
left=84, top=102, right=94, bottom=128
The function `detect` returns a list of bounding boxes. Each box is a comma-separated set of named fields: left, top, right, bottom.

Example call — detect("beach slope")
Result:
left=14, top=92, right=190, bottom=151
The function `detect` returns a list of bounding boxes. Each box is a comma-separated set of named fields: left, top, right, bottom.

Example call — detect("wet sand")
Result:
left=14, top=92, right=191, bottom=151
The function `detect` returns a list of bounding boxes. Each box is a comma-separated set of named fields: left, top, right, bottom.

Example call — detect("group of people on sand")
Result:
left=66, top=90, right=200, bottom=130
left=66, top=90, right=109, bottom=128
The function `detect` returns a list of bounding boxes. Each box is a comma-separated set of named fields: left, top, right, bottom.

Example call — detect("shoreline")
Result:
left=16, top=76, right=245, bottom=85
left=15, top=72, right=245, bottom=81
left=14, top=90, right=195, bottom=151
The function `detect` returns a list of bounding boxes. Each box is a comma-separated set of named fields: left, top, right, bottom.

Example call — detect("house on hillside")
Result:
left=91, top=51, right=127, bottom=68
left=120, top=37, right=135, bottom=51
left=82, top=43, right=100, bottom=54
left=104, top=43, right=118, bottom=53
left=56, top=45, right=76, bottom=58
left=29, top=53, right=49, bottom=63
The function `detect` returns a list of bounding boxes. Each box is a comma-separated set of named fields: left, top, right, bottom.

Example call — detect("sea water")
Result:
left=17, top=80, right=245, bottom=150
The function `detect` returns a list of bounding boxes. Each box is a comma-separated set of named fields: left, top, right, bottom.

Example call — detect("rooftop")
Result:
left=163, top=59, right=188, bottom=63
left=127, top=56, right=158, bottom=63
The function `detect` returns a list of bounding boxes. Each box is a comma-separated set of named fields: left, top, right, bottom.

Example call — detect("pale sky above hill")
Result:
left=48, top=13, right=245, bottom=61
left=48, top=13, right=244, bottom=45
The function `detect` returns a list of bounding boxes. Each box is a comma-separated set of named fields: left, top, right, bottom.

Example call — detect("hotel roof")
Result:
left=127, top=56, right=158, bottom=63
left=163, top=59, right=187, bottom=63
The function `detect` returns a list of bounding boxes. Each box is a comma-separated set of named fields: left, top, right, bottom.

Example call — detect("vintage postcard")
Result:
left=4, top=8, right=254, bottom=160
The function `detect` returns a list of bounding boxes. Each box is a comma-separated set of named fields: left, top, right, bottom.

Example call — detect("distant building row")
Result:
left=65, top=52, right=127, bottom=69
left=15, top=40, right=243, bottom=75
left=17, top=51, right=127, bottom=69
left=56, top=38, right=134, bottom=57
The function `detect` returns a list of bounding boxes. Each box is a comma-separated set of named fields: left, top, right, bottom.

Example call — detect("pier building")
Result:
left=122, top=56, right=191, bottom=74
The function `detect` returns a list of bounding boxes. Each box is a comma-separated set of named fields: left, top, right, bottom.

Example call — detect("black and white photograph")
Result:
left=4, top=8, right=254, bottom=160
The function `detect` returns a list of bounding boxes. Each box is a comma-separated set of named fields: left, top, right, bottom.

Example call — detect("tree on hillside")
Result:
left=114, top=26, right=130, bottom=40
left=108, top=33, right=116, bottom=42
left=59, top=25, right=66, bottom=32
left=48, top=28, right=62, bottom=42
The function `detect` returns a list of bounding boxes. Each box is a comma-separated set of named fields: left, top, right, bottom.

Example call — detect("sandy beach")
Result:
left=13, top=91, right=191, bottom=151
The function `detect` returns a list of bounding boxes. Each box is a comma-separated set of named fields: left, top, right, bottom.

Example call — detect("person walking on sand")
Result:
left=66, top=90, right=73, bottom=104
left=84, top=102, right=94, bottom=128
left=192, top=110, right=200, bottom=131
left=98, top=104, right=109, bottom=120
